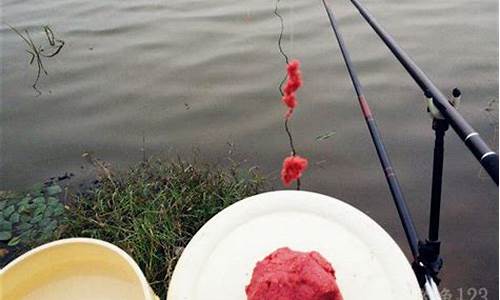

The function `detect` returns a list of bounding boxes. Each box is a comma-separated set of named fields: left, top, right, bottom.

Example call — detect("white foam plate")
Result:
left=167, top=191, right=422, bottom=300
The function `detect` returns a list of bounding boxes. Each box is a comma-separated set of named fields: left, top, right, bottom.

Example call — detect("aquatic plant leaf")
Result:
left=39, top=219, right=50, bottom=228
left=47, top=197, right=59, bottom=207
left=0, top=221, right=12, bottom=231
left=17, top=204, right=29, bottom=213
left=43, top=207, right=54, bottom=218
left=42, top=223, right=56, bottom=235
left=17, top=222, right=32, bottom=231
left=0, top=201, right=6, bottom=211
left=0, top=231, right=12, bottom=241
left=53, top=206, right=64, bottom=216
left=48, top=220, right=57, bottom=230
left=46, top=185, right=62, bottom=196
left=33, top=203, right=47, bottom=215
left=30, top=183, right=44, bottom=197
left=30, top=214, right=43, bottom=224
left=33, top=196, right=45, bottom=204
left=19, top=214, right=31, bottom=223
left=19, top=196, right=31, bottom=205
left=3, top=205, right=15, bottom=218
left=9, top=212, right=20, bottom=223
left=8, top=236, right=21, bottom=246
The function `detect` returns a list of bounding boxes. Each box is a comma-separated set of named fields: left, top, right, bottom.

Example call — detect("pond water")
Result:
left=1, top=0, right=498, bottom=297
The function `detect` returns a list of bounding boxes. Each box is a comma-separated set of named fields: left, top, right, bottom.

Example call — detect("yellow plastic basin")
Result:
left=0, top=238, right=158, bottom=300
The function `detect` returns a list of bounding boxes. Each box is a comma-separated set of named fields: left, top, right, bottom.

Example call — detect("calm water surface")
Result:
left=1, top=0, right=498, bottom=297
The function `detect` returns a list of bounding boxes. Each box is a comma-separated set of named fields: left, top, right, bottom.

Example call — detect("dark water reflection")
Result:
left=0, top=0, right=498, bottom=297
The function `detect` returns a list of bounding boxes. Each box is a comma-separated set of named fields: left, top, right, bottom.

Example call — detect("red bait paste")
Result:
left=246, top=247, right=343, bottom=300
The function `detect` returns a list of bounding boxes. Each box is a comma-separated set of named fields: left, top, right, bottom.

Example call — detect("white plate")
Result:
left=167, top=191, right=422, bottom=300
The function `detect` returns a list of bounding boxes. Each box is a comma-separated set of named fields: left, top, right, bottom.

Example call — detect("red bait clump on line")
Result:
left=282, top=59, right=303, bottom=118
left=281, top=155, right=308, bottom=186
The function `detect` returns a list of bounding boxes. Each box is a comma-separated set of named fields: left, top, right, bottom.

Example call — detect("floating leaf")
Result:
left=46, top=185, right=62, bottom=196
left=9, top=212, right=20, bottom=223
left=8, top=236, right=21, bottom=246
left=33, top=197, right=45, bottom=204
left=20, top=214, right=31, bottom=223
left=17, top=204, right=29, bottom=213
left=47, top=197, right=59, bottom=207
left=33, top=204, right=47, bottom=216
left=29, top=183, right=44, bottom=197
left=3, top=205, right=15, bottom=217
left=19, top=197, right=31, bottom=207
left=39, top=218, right=50, bottom=227
left=315, top=131, right=336, bottom=141
left=48, top=220, right=58, bottom=230
left=43, top=207, right=53, bottom=218
left=0, top=221, right=12, bottom=231
left=19, top=229, right=33, bottom=240
left=42, top=222, right=56, bottom=235
left=53, top=206, right=64, bottom=216
left=17, top=222, right=32, bottom=231
left=30, top=214, right=43, bottom=224
left=0, top=231, right=12, bottom=241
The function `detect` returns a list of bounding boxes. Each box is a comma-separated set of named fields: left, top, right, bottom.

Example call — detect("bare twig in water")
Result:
left=7, top=23, right=65, bottom=95
left=316, top=131, right=336, bottom=141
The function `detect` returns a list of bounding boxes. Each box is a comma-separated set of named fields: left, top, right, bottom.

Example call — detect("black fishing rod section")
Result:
left=348, top=0, right=499, bottom=185
left=320, top=0, right=420, bottom=260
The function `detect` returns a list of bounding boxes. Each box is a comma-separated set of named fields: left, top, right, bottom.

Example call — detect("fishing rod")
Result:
left=348, top=0, right=499, bottom=186
left=320, top=1, right=441, bottom=299
left=320, top=0, right=419, bottom=260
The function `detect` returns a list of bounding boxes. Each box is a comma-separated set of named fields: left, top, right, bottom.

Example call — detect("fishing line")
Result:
left=274, top=0, right=301, bottom=189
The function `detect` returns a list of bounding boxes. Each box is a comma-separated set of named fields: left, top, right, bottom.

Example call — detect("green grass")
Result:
left=52, top=158, right=265, bottom=299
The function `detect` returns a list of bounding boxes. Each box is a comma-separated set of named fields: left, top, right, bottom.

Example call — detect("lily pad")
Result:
left=17, top=222, right=32, bottom=231
left=43, top=208, right=54, bottom=218
left=33, top=204, right=47, bottom=216
left=39, top=218, right=50, bottom=227
left=20, top=214, right=31, bottom=223
left=3, top=205, right=15, bottom=218
left=9, top=212, right=20, bottom=223
left=0, top=221, right=12, bottom=231
left=46, top=185, right=62, bottom=196
left=0, top=231, right=12, bottom=241
left=17, top=204, right=29, bottom=213
left=33, top=197, right=45, bottom=204
left=48, top=220, right=58, bottom=230
left=47, top=197, right=59, bottom=207
left=29, top=183, right=44, bottom=196
left=53, top=206, right=64, bottom=216
left=19, top=230, right=33, bottom=240
left=30, top=214, right=43, bottom=224
left=19, top=197, right=31, bottom=207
